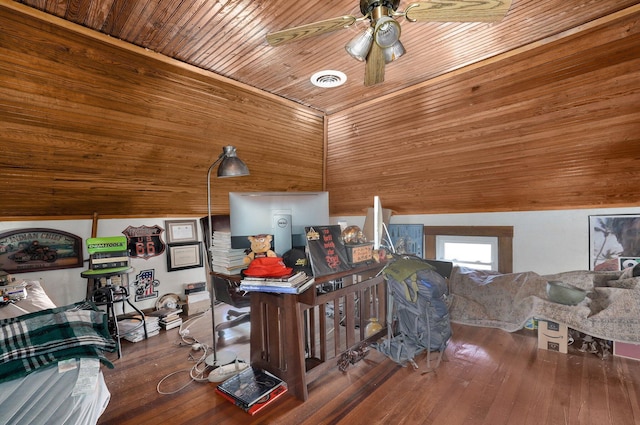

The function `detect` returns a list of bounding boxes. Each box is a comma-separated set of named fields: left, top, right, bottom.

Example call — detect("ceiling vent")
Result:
left=310, top=70, right=347, bottom=88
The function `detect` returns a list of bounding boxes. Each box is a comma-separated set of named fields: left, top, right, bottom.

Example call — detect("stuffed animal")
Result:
left=244, top=234, right=277, bottom=265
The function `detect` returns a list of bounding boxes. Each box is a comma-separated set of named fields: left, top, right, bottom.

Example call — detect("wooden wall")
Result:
left=326, top=7, right=640, bottom=216
left=0, top=5, right=325, bottom=219
left=1, top=4, right=639, bottom=221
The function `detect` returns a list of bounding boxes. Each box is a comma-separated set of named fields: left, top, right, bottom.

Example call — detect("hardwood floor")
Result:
left=98, top=305, right=640, bottom=425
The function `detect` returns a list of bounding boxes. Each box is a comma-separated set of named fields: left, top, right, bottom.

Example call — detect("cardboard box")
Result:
left=538, top=320, right=568, bottom=353
left=345, top=243, right=373, bottom=265
left=182, top=299, right=210, bottom=316
left=614, top=341, right=640, bottom=361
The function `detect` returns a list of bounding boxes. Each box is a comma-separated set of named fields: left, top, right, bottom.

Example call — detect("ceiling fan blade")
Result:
left=364, top=42, right=385, bottom=86
left=266, top=16, right=358, bottom=46
left=405, top=0, right=512, bottom=23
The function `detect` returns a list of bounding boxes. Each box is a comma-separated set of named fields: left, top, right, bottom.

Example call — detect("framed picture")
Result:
left=386, top=224, right=424, bottom=257
left=166, top=242, right=203, bottom=271
left=0, top=228, right=83, bottom=274
left=165, top=220, right=198, bottom=244
left=589, top=214, right=640, bottom=271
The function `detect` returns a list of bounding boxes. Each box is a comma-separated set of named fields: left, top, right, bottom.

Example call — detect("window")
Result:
left=436, top=235, right=498, bottom=270
left=424, top=226, right=513, bottom=273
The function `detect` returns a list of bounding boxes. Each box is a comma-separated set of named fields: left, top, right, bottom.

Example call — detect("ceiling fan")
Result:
left=266, top=0, right=512, bottom=86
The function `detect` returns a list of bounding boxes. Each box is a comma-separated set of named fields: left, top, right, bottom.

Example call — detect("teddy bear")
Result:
left=243, top=234, right=277, bottom=265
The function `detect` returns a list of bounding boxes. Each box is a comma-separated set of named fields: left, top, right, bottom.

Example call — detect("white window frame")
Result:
left=436, top=235, right=499, bottom=270
left=424, top=226, right=513, bottom=273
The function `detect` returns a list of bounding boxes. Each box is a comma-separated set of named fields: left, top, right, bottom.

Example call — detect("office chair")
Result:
left=200, top=215, right=251, bottom=341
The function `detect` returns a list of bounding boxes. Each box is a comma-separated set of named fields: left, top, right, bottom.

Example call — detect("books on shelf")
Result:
left=216, top=367, right=286, bottom=414
left=239, top=275, right=315, bottom=294
left=216, top=383, right=287, bottom=415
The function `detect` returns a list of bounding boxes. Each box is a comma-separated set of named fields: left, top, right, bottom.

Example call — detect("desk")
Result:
left=249, top=262, right=387, bottom=401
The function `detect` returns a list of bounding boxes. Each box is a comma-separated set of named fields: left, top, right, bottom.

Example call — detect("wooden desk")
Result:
left=249, top=262, right=387, bottom=401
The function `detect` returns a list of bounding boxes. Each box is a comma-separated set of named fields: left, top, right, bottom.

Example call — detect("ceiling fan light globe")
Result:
left=345, top=27, right=374, bottom=62
left=383, top=40, right=405, bottom=63
left=374, top=16, right=400, bottom=48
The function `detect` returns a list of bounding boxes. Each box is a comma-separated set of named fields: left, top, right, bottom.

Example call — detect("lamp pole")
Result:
left=205, top=146, right=249, bottom=368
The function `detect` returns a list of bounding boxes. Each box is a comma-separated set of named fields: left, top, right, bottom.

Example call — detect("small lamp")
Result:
left=383, top=40, right=405, bottom=63
left=374, top=16, right=401, bottom=48
left=345, top=27, right=374, bottom=61
left=205, top=145, right=249, bottom=368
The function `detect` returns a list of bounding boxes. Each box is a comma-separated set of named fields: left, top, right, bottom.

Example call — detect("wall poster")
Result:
left=305, top=225, right=350, bottom=277
left=589, top=214, right=640, bottom=271
left=0, top=228, right=83, bottom=273
left=386, top=224, right=424, bottom=257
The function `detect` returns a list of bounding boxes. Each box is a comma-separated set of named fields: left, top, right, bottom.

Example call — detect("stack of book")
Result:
left=118, top=315, right=160, bottom=342
left=148, top=307, right=183, bottom=330
left=183, top=281, right=210, bottom=316
left=239, top=271, right=315, bottom=294
left=215, top=366, right=287, bottom=415
left=210, top=230, right=246, bottom=275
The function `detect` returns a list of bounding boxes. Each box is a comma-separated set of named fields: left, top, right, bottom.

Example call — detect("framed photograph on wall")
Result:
left=165, top=219, right=198, bottom=244
left=167, top=242, right=203, bottom=271
left=386, top=224, right=424, bottom=258
left=589, top=214, right=640, bottom=271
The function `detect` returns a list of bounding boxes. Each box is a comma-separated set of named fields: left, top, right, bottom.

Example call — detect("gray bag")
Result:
left=375, top=257, right=451, bottom=370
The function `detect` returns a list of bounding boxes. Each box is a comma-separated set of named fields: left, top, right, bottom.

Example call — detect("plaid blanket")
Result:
left=0, top=301, right=116, bottom=383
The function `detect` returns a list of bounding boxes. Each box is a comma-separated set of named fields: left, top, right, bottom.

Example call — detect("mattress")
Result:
left=0, top=359, right=111, bottom=425
left=0, top=280, right=112, bottom=425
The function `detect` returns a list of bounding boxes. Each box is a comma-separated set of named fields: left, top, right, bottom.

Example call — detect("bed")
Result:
left=448, top=266, right=640, bottom=343
left=0, top=280, right=116, bottom=425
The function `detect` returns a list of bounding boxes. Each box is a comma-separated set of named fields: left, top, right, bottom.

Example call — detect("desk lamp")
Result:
left=205, top=145, right=249, bottom=368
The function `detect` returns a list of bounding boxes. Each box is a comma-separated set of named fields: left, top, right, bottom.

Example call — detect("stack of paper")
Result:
left=239, top=272, right=315, bottom=294
left=210, top=230, right=246, bottom=274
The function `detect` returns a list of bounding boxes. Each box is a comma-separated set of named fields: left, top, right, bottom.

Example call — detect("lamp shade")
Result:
left=345, top=27, right=374, bottom=62
left=374, top=16, right=401, bottom=48
left=383, top=40, right=405, bottom=63
left=217, top=146, right=250, bottom=178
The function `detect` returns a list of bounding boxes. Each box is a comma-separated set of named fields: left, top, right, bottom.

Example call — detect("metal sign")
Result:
left=122, top=225, right=166, bottom=259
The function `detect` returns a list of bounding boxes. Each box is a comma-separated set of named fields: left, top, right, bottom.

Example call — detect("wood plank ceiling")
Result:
left=11, top=0, right=638, bottom=115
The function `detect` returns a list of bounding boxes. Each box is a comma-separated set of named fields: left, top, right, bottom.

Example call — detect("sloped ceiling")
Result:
left=11, top=0, right=639, bottom=115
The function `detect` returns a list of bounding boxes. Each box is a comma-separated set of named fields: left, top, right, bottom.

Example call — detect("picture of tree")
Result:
left=589, top=215, right=640, bottom=271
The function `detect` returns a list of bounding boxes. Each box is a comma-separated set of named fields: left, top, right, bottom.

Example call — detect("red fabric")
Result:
left=243, top=257, right=293, bottom=278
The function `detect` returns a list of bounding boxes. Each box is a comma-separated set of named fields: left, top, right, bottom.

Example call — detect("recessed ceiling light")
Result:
left=310, top=70, right=347, bottom=88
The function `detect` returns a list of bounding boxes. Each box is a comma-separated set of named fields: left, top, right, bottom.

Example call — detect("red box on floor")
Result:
left=614, top=341, right=640, bottom=361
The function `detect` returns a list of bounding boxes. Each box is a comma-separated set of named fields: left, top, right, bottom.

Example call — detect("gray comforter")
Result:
left=448, top=267, right=640, bottom=343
